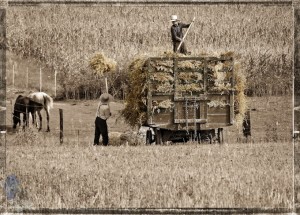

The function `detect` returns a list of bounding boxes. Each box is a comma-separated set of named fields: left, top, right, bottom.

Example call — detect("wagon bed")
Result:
left=144, top=56, right=236, bottom=144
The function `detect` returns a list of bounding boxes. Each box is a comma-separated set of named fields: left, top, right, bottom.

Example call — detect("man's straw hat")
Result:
left=100, top=93, right=113, bottom=104
left=170, top=15, right=179, bottom=22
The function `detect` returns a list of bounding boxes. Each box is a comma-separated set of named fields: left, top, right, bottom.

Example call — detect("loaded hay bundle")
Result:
left=89, top=52, right=117, bottom=76
left=121, top=52, right=247, bottom=128
left=121, top=57, right=148, bottom=127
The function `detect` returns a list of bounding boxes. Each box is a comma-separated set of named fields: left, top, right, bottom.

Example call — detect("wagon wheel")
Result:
left=217, top=128, right=224, bottom=143
left=154, top=128, right=162, bottom=145
left=208, top=132, right=213, bottom=144
left=146, top=129, right=153, bottom=145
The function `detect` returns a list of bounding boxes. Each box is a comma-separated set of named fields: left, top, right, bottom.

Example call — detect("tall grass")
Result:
left=5, top=138, right=293, bottom=209
left=6, top=5, right=292, bottom=97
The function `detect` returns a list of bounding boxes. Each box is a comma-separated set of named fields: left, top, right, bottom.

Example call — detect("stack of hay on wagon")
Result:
left=121, top=52, right=247, bottom=129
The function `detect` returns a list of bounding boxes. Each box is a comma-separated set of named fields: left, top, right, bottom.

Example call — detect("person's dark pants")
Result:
left=94, top=117, right=109, bottom=146
left=173, top=41, right=188, bottom=55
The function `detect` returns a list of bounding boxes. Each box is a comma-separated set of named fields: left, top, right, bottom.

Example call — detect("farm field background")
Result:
left=6, top=4, right=292, bottom=98
left=2, top=2, right=294, bottom=211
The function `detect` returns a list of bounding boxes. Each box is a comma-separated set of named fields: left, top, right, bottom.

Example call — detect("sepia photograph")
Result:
left=294, top=3, right=300, bottom=213
left=0, top=0, right=295, bottom=213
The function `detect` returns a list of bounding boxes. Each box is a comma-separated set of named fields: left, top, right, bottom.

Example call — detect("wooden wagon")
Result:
left=144, top=56, right=237, bottom=144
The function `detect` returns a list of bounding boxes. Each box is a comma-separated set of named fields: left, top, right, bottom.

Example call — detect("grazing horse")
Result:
left=12, top=95, right=44, bottom=130
left=28, top=92, right=53, bottom=132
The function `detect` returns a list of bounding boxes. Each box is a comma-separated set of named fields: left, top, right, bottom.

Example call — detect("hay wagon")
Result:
left=144, top=55, right=237, bottom=144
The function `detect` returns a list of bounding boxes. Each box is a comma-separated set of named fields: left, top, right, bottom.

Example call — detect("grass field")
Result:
left=2, top=88, right=293, bottom=210
left=4, top=141, right=293, bottom=209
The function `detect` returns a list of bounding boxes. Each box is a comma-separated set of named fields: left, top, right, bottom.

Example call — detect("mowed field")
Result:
left=2, top=88, right=293, bottom=210
left=3, top=142, right=293, bottom=209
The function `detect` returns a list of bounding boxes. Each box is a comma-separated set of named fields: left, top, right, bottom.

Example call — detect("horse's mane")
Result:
left=16, top=95, right=23, bottom=100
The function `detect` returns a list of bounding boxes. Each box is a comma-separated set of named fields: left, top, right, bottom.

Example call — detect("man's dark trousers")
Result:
left=94, top=117, right=109, bottom=146
left=173, top=41, right=187, bottom=55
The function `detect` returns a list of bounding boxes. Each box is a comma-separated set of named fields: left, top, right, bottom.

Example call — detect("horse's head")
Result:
left=12, top=112, right=21, bottom=129
left=12, top=95, right=24, bottom=129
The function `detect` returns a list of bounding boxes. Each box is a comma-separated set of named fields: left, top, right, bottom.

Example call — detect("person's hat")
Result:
left=170, top=15, right=179, bottom=22
left=100, top=93, right=113, bottom=104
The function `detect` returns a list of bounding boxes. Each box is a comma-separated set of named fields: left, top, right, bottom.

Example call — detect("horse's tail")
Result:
left=44, top=94, right=53, bottom=111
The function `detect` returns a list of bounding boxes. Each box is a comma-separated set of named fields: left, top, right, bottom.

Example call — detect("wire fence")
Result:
left=4, top=122, right=293, bottom=146
left=4, top=96, right=293, bottom=145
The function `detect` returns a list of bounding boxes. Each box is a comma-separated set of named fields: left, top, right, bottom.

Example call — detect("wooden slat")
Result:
left=207, top=113, right=228, bottom=116
left=175, top=119, right=207, bottom=123
left=174, top=95, right=208, bottom=101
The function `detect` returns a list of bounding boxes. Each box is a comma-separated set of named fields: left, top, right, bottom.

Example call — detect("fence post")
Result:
left=77, top=130, right=79, bottom=144
left=26, top=67, right=28, bottom=89
left=12, top=64, right=14, bottom=88
left=11, top=100, right=12, bottom=125
left=40, top=67, right=42, bottom=92
left=59, top=109, right=63, bottom=144
left=54, top=70, right=57, bottom=98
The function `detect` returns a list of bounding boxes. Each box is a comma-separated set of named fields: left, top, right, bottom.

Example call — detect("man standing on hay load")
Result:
left=170, top=15, right=193, bottom=55
left=94, top=93, right=112, bottom=146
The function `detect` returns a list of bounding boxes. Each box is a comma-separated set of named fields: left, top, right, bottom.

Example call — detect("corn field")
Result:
left=6, top=5, right=292, bottom=98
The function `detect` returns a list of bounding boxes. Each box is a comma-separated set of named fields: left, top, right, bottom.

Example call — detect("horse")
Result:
left=28, top=92, right=53, bottom=132
left=12, top=95, right=44, bottom=130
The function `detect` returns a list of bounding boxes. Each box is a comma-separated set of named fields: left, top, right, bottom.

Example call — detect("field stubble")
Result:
left=5, top=142, right=293, bottom=209
left=3, top=92, right=292, bottom=209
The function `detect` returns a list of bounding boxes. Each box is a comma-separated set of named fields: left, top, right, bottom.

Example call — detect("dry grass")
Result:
left=3, top=96, right=292, bottom=210
left=5, top=140, right=293, bottom=209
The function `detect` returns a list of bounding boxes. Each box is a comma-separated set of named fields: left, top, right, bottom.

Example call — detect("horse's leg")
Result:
left=46, top=108, right=50, bottom=132
left=25, top=111, right=29, bottom=127
left=32, top=111, right=35, bottom=127
left=22, top=114, right=26, bottom=130
left=37, top=111, right=42, bottom=131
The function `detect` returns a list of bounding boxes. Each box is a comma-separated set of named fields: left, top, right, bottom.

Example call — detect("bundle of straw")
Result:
left=89, top=52, right=116, bottom=76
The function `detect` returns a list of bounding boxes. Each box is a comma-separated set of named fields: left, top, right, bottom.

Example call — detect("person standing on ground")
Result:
left=94, top=93, right=112, bottom=146
left=170, top=15, right=193, bottom=55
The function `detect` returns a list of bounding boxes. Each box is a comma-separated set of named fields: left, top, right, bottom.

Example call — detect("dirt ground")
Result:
left=5, top=86, right=292, bottom=144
